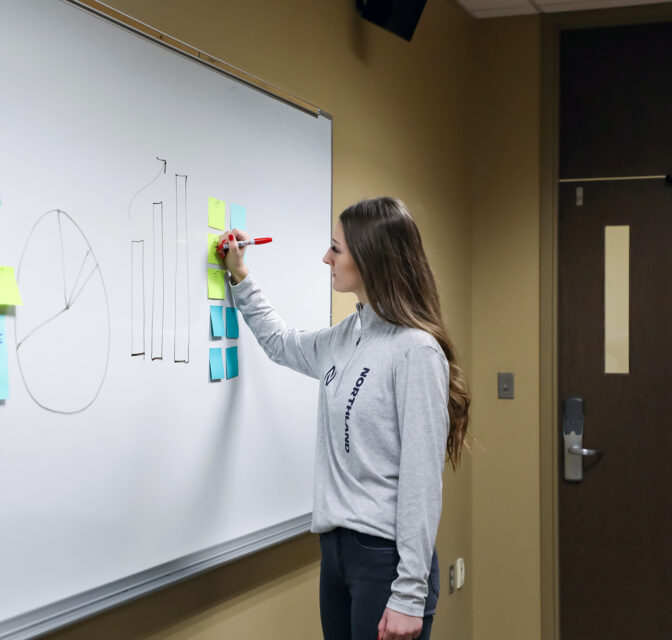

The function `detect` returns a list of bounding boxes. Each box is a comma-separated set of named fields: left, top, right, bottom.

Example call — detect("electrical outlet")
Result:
left=456, top=557, right=465, bottom=589
left=448, top=564, right=455, bottom=594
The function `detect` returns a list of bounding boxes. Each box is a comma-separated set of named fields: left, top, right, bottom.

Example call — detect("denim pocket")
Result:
left=350, top=530, right=397, bottom=552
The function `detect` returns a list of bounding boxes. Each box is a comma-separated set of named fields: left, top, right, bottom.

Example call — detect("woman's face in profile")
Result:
left=322, top=221, right=366, bottom=301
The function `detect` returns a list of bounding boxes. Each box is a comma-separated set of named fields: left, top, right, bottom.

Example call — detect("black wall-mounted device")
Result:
left=356, top=0, right=428, bottom=42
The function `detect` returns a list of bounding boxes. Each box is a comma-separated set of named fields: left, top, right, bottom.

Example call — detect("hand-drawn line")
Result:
left=15, top=209, right=111, bottom=414
left=16, top=306, right=69, bottom=349
left=131, top=240, right=145, bottom=357
left=151, top=202, right=165, bottom=361
left=174, top=173, right=190, bottom=363
left=68, top=263, right=100, bottom=308
left=67, top=249, right=91, bottom=307
left=66, top=249, right=97, bottom=308
left=57, top=210, right=68, bottom=307
left=127, top=156, right=166, bottom=220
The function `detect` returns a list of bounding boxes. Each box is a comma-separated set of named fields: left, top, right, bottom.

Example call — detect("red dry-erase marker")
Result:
left=218, top=237, right=272, bottom=251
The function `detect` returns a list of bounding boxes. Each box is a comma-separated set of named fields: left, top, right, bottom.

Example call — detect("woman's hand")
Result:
left=378, top=607, right=423, bottom=640
left=218, top=228, right=250, bottom=284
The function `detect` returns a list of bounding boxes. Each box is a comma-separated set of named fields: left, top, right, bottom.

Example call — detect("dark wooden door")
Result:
left=558, top=181, right=672, bottom=639
left=559, top=22, right=672, bottom=640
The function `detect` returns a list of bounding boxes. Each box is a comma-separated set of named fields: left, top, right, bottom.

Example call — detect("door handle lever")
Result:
left=562, top=397, right=603, bottom=482
left=568, top=445, right=602, bottom=456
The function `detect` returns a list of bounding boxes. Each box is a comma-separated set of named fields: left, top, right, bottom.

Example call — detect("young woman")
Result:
left=219, top=197, right=470, bottom=640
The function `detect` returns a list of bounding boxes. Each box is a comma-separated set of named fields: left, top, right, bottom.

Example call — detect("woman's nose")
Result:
left=322, top=251, right=332, bottom=265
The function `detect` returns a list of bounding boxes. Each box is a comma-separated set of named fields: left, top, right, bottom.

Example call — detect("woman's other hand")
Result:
left=218, top=228, right=250, bottom=283
left=378, top=607, right=423, bottom=640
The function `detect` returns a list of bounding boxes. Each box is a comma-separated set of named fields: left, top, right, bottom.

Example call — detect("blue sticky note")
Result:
left=209, top=347, right=225, bottom=381
left=210, top=305, right=225, bottom=338
left=226, top=307, right=239, bottom=339
left=225, top=346, right=238, bottom=379
left=0, top=315, right=8, bottom=399
left=231, top=203, right=247, bottom=231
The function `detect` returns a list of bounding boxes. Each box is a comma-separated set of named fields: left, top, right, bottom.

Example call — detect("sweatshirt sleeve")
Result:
left=387, top=345, right=450, bottom=617
left=230, top=273, right=326, bottom=380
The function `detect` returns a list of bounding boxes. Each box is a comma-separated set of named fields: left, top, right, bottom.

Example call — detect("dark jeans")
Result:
left=319, top=527, right=439, bottom=640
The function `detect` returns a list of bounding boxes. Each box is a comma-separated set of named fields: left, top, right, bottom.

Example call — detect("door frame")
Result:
left=539, top=4, right=672, bottom=639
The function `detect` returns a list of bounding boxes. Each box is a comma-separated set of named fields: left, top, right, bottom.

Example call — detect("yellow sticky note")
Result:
left=207, top=268, right=227, bottom=300
left=208, top=233, right=223, bottom=264
left=0, top=266, right=22, bottom=306
left=208, top=197, right=226, bottom=230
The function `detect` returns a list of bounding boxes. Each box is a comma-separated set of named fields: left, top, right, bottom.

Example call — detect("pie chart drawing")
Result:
left=15, top=210, right=110, bottom=414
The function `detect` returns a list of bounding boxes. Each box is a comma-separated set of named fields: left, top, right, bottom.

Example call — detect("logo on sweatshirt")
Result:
left=344, top=367, right=370, bottom=453
left=324, top=365, right=336, bottom=386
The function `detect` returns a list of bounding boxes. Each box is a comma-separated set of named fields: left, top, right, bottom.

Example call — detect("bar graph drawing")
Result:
left=128, top=159, right=190, bottom=364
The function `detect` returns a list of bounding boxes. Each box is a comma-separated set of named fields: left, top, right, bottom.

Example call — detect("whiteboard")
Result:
left=0, top=1, right=331, bottom=637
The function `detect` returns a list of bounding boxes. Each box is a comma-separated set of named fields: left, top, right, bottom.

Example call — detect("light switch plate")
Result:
left=498, top=372, right=514, bottom=399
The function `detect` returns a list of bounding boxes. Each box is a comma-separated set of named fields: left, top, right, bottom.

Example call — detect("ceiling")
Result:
left=455, top=0, right=672, bottom=19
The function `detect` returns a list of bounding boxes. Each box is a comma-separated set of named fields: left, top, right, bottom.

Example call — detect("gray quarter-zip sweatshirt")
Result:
left=231, top=274, right=450, bottom=617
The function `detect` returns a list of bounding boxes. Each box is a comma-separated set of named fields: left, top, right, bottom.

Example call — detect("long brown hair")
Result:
left=340, top=197, right=470, bottom=469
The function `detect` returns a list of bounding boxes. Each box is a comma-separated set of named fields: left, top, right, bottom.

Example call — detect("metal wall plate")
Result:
left=498, top=372, right=514, bottom=399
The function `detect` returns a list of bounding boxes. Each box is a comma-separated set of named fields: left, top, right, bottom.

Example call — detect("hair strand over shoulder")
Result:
left=340, top=197, right=470, bottom=469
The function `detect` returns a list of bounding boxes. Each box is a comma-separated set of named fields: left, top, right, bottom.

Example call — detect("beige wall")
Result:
left=470, top=16, right=542, bottom=640
left=46, top=0, right=480, bottom=638
left=44, top=3, right=543, bottom=640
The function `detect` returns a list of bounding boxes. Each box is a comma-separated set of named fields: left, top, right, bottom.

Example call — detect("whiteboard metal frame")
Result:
left=64, top=0, right=326, bottom=117
left=0, top=2, right=334, bottom=638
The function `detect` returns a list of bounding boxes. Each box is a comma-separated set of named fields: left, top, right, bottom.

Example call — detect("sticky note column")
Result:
left=225, top=306, right=239, bottom=379
left=206, top=199, right=244, bottom=381
left=207, top=197, right=226, bottom=301
left=207, top=197, right=226, bottom=381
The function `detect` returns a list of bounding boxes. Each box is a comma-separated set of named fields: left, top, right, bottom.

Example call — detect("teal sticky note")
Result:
left=231, top=203, right=247, bottom=231
left=225, top=346, right=238, bottom=379
left=209, top=347, right=225, bottom=381
left=210, top=306, right=225, bottom=338
left=226, top=307, right=239, bottom=339
left=0, top=315, right=8, bottom=399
